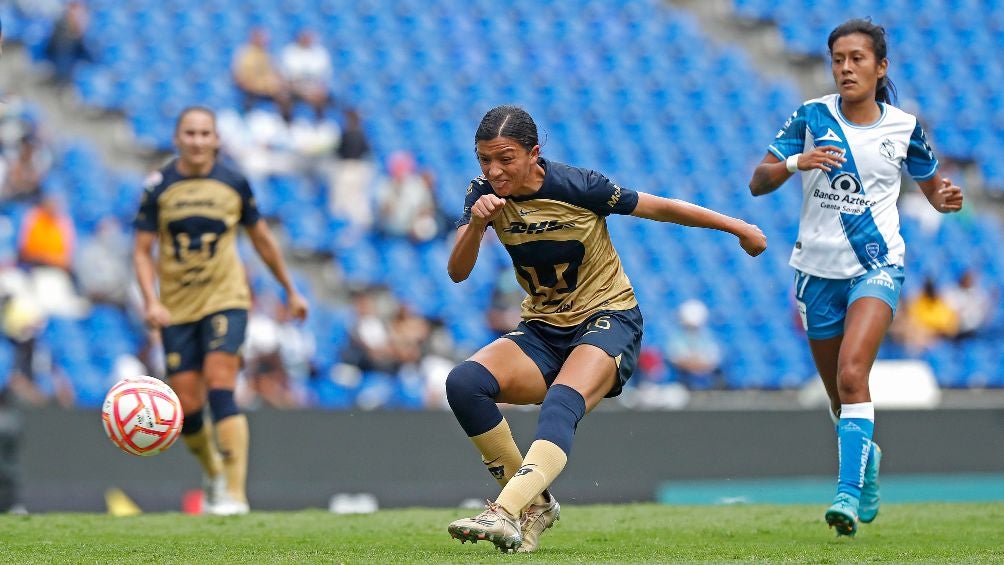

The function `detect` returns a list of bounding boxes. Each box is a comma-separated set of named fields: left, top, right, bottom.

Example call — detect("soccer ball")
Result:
left=101, top=375, right=183, bottom=456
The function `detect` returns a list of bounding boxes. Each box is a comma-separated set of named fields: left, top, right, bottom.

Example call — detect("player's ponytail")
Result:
left=827, top=18, right=898, bottom=106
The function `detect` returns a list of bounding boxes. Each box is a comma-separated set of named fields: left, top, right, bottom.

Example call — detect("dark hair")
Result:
left=827, top=18, right=898, bottom=106
left=475, top=105, right=539, bottom=151
left=174, top=106, right=217, bottom=134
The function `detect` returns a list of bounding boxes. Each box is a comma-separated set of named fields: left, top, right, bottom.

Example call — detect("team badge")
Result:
left=865, top=242, right=881, bottom=259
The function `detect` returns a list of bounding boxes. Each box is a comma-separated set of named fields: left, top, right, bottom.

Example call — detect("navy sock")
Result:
left=445, top=361, right=502, bottom=437
left=180, top=408, right=205, bottom=436
left=534, top=384, right=586, bottom=455
left=208, top=389, right=240, bottom=423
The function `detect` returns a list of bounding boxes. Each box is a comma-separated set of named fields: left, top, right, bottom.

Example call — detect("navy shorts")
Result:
left=161, top=309, right=248, bottom=376
left=503, top=306, right=643, bottom=398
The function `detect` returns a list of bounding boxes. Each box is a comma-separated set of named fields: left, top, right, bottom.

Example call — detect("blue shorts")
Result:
left=794, top=266, right=904, bottom=340
left=503, top=307, right=643, bottom=398
left=161, top=309, right=248, bottom=376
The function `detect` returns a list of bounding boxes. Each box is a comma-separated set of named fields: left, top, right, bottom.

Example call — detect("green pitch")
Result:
left=2, top=503, right=1002, bottom=563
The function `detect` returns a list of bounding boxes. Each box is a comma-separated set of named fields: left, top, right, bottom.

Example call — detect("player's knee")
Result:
left=445, top=361, right=500, bottom=407
left=174, top=389, right=204, bottom=416
left=208, top=388, right=240, bottom=423
left=445, top=361, right=502, bottom=437
left=836, top=364, right=869, bottom=399
left=535, top=384, right=586, bottom=455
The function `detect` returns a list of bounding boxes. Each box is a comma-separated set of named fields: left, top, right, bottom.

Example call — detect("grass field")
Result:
left=2, top=503, right=1003, bottom=563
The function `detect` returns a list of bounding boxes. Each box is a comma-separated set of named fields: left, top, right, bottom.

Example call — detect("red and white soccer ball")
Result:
left=101, top=375, right=183, bottom=456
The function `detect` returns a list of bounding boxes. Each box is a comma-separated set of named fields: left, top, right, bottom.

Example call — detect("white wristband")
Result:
left=786, top=153, right=801, bottom=173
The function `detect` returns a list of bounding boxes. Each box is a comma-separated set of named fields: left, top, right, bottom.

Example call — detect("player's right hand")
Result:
left=798, top=146, right=846, bottom=173
left=469, top=194, right=507, bottom=227
left=738, top=223, right=767, bottom=257
left=144, top=301, right=172, bottom=328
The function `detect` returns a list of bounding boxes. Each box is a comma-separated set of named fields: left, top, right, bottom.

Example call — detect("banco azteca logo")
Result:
left=830, top=172, right=862, bottom=194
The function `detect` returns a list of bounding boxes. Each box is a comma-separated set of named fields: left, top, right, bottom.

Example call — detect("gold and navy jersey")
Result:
left=133, top=160, right=260, bottom=324
left=460, top=158, right=640, bottom=327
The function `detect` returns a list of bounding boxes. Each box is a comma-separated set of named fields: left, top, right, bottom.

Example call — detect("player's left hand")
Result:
left=933, top=177, right=963, bottom=213
left=738, top=223, right=767, bottom=257
left=286, top=291, right=309, bottom=321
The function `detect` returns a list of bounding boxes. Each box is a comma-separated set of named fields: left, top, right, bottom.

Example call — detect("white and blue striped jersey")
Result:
left=768, top=94, right=939, bottom=279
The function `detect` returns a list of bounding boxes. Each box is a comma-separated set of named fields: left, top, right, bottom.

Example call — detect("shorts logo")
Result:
left=167, top=353, right=181, bottom=369
left=830, top=173, right=862, bottom=193
left=866, top=269, right=896, bottom=289
left=865, top=243, right=881, bottom=259
left=211, top=314, right=229, bottom=337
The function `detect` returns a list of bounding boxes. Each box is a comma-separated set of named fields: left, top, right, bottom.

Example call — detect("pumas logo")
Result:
left=815, top=128, right=843, bottom=143
left=880, top=138, right=896, bottom=160
left=488, top=465, right=505, bottom=480
left=514, top=464, right=536, bottom=477
left=830, top=173, right=862, bottom=193
left=503, top=220, right=576, bottom=234
left=866, top=269, right=896, bottom=289
left=518, top=207, right=540, bottom=217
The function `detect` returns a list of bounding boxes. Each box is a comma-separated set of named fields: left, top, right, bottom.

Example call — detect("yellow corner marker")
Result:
left=105, top=488, right=142, bottom=517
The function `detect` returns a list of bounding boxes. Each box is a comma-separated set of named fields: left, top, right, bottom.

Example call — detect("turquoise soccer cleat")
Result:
left=825, top=492, right=859, bottom=537
left=858, top=443, right=882, bottom=523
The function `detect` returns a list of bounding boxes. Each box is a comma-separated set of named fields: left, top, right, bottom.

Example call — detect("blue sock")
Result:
left=836, top=402, right=875, bottom=499
left=445, top=361, right=502, bottom=437
left=208, top=389, right=240, bottom=423
left=534, top=384, right=586, bottom=455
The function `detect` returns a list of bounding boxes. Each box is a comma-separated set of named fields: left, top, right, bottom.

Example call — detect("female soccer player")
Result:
left=446, top=105, right=766, bottom=552
left=133, top=107, right=308, bottom=515
left=748, top=19, right=963, bottom=536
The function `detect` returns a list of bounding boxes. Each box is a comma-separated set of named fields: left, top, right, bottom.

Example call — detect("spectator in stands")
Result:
left=944, top=269, right=994, bottom=339
left=328, top=108, right=374, bottom=228
left=375, top=150, right=440, bottom=242
left=2, top=137, right=49, bottom=204
left=243, top=296, right=296, bottom=409
left=75, top=216, right=131, bottom=309
left=43, top=0, right=92, bottom=86
left=280, top=29, right=333, bottom=120
left=17, top=193, right=74, bottom=272
left=232, top=28, right=291, bottom=120
left=665, top=299, right=723, bottom=390
left=907, top=277, right=960, bottom=340
left=486, top=270, right=523, bottom=336
left=340, top=287, right=399, bottom=374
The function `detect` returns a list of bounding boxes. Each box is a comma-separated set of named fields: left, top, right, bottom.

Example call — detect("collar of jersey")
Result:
left=835, top=95, right=887, bottom=130
left=508, top=157, right=548, bottom=202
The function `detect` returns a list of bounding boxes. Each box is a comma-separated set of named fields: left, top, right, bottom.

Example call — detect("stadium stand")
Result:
left=1, top=0, right=1001, bottom=408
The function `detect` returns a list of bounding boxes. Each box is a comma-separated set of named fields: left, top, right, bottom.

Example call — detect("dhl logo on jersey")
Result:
left=502, top=219, right=577, bottom=234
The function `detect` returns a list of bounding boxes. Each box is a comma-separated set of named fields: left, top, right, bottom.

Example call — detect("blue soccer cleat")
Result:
left=859, top=443, right=882, bottom=523
left=825, top=493, right=859, bottom=537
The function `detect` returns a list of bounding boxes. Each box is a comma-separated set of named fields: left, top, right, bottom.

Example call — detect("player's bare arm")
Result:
left=246, top=219, right=309, bottom=320
left=447, top=194, right=506, bottom=282
left=630, top=192, right=766, bottom=257
left=749, top=146, right=847, bottom=196
left=132, top=230, right=171, bottom=327
left=917, top=175, right=963, bottom=213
